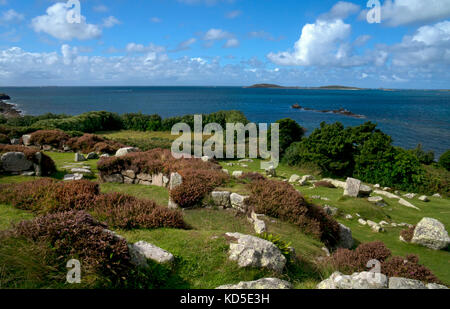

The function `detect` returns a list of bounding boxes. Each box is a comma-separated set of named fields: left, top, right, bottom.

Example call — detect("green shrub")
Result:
left=410, top=144, right=435, bottom=165
left=121, top=113, right=162, bottom=131
left=259, top=233, right=292, bottom=259
left=0, top=133, right=9, bottom=144
left=439, top=150, right=450, bottom=171
left=269, top=118, right=305, bottom=156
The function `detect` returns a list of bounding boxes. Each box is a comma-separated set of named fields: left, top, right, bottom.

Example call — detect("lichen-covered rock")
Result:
left=426, top=283, right=448, bottom=289
left=322, top=178, right=346, bottom=189
left=344, top=177, right=361, bottom=197
left=115, top=147, right=138, bottom=157
left=388, top=277, right=427, bottom=289
left=1, top=152, right=33, bottom=172
left=317, top=271, right=388, bottom=289
left=169, top=172, right=182, bottom=190
left=211, top=191, right=231, bottom=208
left=232, top=171, right=243, bottom=178
left=411, top=217, right=450, bottom=250
left=22, top=135, right=31, bottom=146
left=368, top=196, right=384, bottom=203
left=230, top=193, right=249, bottom=213
left=216, top=278, right=292, bottom=289
left=225, top=232, right=286, bottom=273
left=131, top=241, right=174, bottom=264
left=64, top=173, right=84, bottom=181
left=418, top=195, right=429, bottom=202
left=289, top=174, right=300, bottom=183
left=121, top=169, right=136, bottom=179
left=323, top=205, right=338, bottom=216
left=373, top=189, right=400, bottom=200
left=102, top=173, right=123, bottom=183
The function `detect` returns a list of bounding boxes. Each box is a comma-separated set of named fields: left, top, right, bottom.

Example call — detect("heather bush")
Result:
left=326, top=241, right=441, bottom=283
left=170, top=168, right=228, bottom=208
left=67, top=134, right=125, bottom=154
left=29, top=130, right=69, bottom=148
left=245, top=179, right=340, bottom=247
left=400, top=225, right=416, bottom=243
left=0, top=145, right=56, bottom=175
left=12, top=211, right=132, bottom=285
left=0, top=179, right=187, bottom=230
left=93, top=192, right=186, bottom=230
left=382, top=254, right=440, bottom=284
left=239, top=172, right=266, bottom=182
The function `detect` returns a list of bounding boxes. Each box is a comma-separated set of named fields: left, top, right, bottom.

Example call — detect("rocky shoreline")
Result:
left=0, top=93, right=21, bottom=118
left=292, top=104, right=365, bottom=119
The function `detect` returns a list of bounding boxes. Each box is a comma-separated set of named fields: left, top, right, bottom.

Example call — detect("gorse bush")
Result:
left=326, top=241, right=440, bottom=283
left=244, top=178, right=340, bottom=247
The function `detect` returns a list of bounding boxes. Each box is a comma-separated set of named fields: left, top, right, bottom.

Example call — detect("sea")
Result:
left=2, top=87, right=449, bottom=157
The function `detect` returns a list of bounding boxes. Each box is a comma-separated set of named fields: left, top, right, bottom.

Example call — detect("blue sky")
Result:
left=1, top=0, right=450, bottom=88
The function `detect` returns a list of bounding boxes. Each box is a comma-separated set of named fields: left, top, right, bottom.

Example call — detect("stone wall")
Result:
left=0, top=151, right=48, bottom=176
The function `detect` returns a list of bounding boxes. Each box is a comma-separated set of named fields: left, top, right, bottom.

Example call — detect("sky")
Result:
left=0, top=0, right=450, bottom=88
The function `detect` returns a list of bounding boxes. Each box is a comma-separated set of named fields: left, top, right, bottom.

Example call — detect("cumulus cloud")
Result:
left=31, top=2, right=102, bottom=40
left=268, top=19, right=357, bottom=66
left=363, top=0, right=450, bottom=26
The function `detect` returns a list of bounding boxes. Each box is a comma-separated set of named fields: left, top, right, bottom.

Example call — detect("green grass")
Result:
left=44, top=151, right=100, bottom=180
left=118, top=208, right=325, bottom=289
left=0, top=204, right=34, bottom=230
left=100, top=183, right=169, bottom=206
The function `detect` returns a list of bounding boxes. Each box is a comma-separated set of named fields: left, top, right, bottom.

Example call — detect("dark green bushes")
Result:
left=283, top=121, right=430, bottom=193
left=439, top=150, right=450, bottom=171
left=409, top=144, right=435, bottom=165
left=269, top=118, right=305, bottom=156
left=121, top=113, right=162, bottom=131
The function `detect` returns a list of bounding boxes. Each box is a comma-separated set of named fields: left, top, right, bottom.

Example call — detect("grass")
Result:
left=0, top=136, right=448, bottom=288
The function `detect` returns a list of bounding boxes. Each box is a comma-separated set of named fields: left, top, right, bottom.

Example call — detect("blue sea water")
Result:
left=2, top=87, right=450, bottom=156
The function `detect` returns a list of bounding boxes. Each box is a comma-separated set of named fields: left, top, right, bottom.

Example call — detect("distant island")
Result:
left=246, top=84, right=365, bottom=90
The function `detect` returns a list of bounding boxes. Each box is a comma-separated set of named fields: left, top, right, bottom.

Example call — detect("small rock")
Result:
left=373, top=189, right=400, bottom=200
left=374, top=184, right=380, bottom=188
left=358, top=219, right=367, bottom=225
left=74, top=153, right=86, bottom=162
left=102, top=173, right=123, bottom=183
left=289, top=174, right=301, bottom=183
left=403, top=193, right=416, bottom=199
left=22, top=135, right=31, bottom=146
left=211, top=191, right=231, bottom=208
left=345, top=214, right=353, bottom=220
left=70, top=168, right=92, bottom=175
left=368, top=196, right=384, bottom=203
left=222, top=169, right=229, bottom=174
left=64, top=173, right=84, bottom=181
left=131, top=241, right=174, bottom=264
left=418, top=195, right=429, bottom=202
left=238, top=159, right=253, bottom=163
left=265, top=166, right=276, bottom=177
left=230, top=193, right=249, bottom=213
left=86, top=152, right=98, bottom=160
left=432, top=193, right=442, bottom=198
left=323, top=205, right=338, bottom=216
left=121, top=169, right=136, bottom=179
left=21, top=171, right=35, bottom=176
left=344, top=177, right=361, bottom=197
left=201, top=156, right=212, bottom=162
left=232, top=171, right=243, bottom=178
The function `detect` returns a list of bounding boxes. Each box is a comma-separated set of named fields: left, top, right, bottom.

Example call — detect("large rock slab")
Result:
left=317, top=271, right=388, bottom=289
left=225, top=232, right=286, bottom=273
left=398, top=198, right=420, bottom=210
left=1, top=152, right=33, bottom=172
left=344, top=178, right=361, bottom=197
left=373, top=189, right=400, bottom=200
left=388, top=277, right=426, bottom=289
left=169, top=172, right=182, bottom=190
left=131, top=241, right=174, bottom=264
left=230, top=193, right=249, bottom=213
left=322, top=178, right=346, bottom=189
left=289, top=174, right=301, bottom=183
left=216, top=278, right=292, bottom=289
left=411, top=217, right=450, bottom=250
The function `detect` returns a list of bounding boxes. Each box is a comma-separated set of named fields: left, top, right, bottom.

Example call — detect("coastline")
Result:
left=0, top=94, right=21, bottom=118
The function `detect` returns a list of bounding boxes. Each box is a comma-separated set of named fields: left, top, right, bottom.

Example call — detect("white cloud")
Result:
left=203, top=28, right=232, bottom=40
left=174, top=38, right=197, bottom=51
left=151, top=17, right=162, bottom=23
left=126, top=42, right=166, bottom=54
left=0, top=9, right=24, bottom=24
left=364, top=0, right=450, bottom=26
left=268, top=19, right=355, bottom=66
left=319, top=1, right=360, bottom=20
left=31, top=2, right=102, bottom=41
left=102, top=16, right=121, bottom=28
left=224, top=38, right=239, bottom=48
